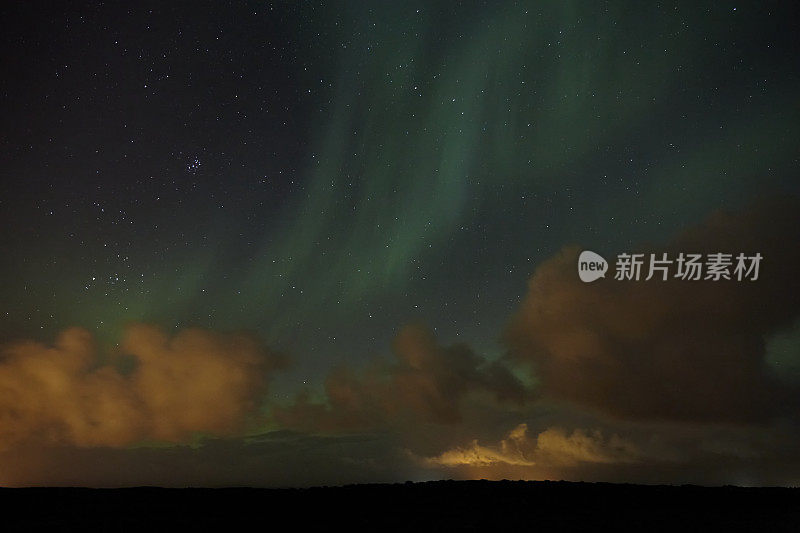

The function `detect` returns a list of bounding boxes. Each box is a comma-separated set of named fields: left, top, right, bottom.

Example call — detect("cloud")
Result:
left=423, top=423, right=639, bottom=468
left=423, top=424, right=536, bottom=467
left=506, top=197, right=800, bottom=422
left=6, top=199, right=800, bottom=486
left=0, top=324, right=283, bottom=449
left=274, top=324, right=532, bottom=432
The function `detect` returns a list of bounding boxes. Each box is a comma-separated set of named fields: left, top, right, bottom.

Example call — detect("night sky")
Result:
left=1, top=1, right=799, bottom=487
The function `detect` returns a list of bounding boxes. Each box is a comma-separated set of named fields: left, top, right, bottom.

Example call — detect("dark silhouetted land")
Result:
left=2, top=480, right=798, bottom=531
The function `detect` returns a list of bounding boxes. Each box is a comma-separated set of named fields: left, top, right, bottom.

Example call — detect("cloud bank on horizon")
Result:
left=2, top=198, right=799, bottom=486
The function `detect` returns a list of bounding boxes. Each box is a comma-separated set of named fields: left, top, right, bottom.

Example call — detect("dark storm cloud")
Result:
left=274, top=324, right=532, bottom=432
left=0, top=324, right=284, bottom=449
left=506, top=196, right=800, bottom=423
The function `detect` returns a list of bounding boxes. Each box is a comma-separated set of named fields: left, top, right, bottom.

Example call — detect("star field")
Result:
left=1, top=1, right=799, bottom=396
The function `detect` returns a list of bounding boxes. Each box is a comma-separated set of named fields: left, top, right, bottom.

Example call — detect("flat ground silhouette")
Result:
left=2, top=480, right=798, bottom=531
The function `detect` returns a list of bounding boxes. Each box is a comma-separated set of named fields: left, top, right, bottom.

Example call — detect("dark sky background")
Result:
left=0, top=1, right=799, bottom=487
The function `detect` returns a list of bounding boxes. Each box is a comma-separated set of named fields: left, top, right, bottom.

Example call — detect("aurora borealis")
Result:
left=1, top=1, right=799, bottom=487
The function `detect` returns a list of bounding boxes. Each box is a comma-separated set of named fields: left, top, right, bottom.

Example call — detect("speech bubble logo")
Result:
left=578, top=250, right=608, bottom=282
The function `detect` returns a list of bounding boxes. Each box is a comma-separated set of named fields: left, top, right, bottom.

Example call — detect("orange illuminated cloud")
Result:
left=423, top=423, right=639, bottom=468
left=0, top=324, right=283, bottom=449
